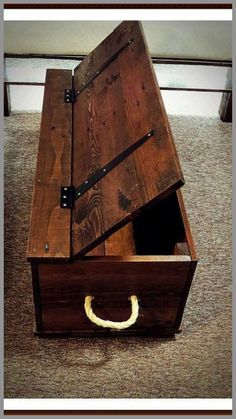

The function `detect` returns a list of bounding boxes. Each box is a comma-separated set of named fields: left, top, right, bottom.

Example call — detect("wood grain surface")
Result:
left=72, top=21, right=184, bottom=257
left=39, top=258, right=193, bottom=333
left=27, top=69, right=72, bottom=260
left=87, top=223, right=136, bottom=256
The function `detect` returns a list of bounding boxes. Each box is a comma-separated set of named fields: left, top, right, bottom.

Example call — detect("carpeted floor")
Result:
left=4, top=112, right=232, bottom=398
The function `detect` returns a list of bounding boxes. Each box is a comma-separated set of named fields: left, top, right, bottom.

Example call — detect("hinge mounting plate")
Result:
left=60, top=186, right=75, bottom=209
left=64, top=89, right=75, bottom=103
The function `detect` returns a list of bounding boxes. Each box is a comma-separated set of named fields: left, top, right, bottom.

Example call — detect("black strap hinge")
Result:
left=64, top=39, right=134, bottom=104
left=60, top=129, right=155, bottom=209
left=64, top=89, right=75, bottom=103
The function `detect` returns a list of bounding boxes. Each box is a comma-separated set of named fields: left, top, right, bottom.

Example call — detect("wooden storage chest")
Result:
left=27, top=21, right=197, bottom=337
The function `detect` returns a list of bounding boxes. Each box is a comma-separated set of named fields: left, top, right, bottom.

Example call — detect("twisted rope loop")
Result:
left=84, top=295, right=139, bottom=330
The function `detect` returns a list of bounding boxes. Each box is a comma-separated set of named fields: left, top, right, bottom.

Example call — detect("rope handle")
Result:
left=84, top=295, right=139, bottom=330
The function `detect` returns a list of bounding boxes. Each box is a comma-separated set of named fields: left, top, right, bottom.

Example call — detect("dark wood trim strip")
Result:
left=34, top=328, right=180, bottom=338
left=5, top=82, right=45, bottom=86
left=31, top=263, right=43, bottom=332
left=151, top=58, right=232, bottom=67
left=160, top=87, right=232, bottom=93
left=3, top=3, right=233, bottom=9
left=174, top=260, right=198, bottom=329
left=4, top=53, right=232, bottom=68
left=4, top=53, right=85, bottom=60
left=4, top=81, right=11, bottom=116
left=3, top=410, right=233, bottom=415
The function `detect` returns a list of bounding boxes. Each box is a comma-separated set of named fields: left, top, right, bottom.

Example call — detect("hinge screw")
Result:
left=44, top=242, right=49, bottom=253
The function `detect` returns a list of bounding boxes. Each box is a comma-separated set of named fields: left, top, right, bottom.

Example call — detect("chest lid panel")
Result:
left=71, top=21, right=184, bottom=257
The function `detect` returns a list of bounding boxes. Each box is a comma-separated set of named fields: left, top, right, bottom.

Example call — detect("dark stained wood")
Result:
left=30, top=188, right=197, bottom=336
left=176, top=189, right=197, bottom=260
left=4, top=410, right=232, bottom=416
left=35, top=328, right=179, bottom=338
left=27, top=69, right=72, bottom=260
left=39, top=258, right=191, bottom=333
left=31, top=263, right=43, bottom=332
left=87, top=223, right=136, bottom=256
left=105, top=223, right=136, bottom=255
left=72, top=21, right=184, bottom=257
left=39, top=258, right=191, bottom=290
left=41, top=304, right=181, bottom=334
left=174, top=260, right=197, bottom=330
left=27, top=21, right=198, bottom=338
left=5, top=82, right=45, bottom=86
left=4, top=4, right=233, bottom=8
left=4, top=82, right=10, bottom=117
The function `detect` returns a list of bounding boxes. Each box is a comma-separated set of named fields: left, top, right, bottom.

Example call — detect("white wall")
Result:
left=4, top=21, right=232, bottom=60
left=5, top=58, right=227, bottom=116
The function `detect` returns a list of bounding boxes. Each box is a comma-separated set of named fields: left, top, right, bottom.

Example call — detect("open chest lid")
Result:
left=70, top=21, right=184, bottom=257
left=27, top=20, right=184, bottom=261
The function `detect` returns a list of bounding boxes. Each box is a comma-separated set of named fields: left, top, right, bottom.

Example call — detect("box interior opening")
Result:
left=88, top=191, right=190, bottom=258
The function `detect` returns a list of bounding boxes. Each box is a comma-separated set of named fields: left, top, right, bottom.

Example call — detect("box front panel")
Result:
left=38, top=259, right=194, bottom=335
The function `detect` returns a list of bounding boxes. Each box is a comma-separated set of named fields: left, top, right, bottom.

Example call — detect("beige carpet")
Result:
left=4, top=113, right=232, bottom=398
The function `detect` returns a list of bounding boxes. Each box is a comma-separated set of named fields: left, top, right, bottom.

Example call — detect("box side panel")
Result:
left=176, top=189, right=198, bottom=260
left=38, top=260, right=192, bottom=335
left=174, top=260, right=197, bottom=329
left=31, top=263, right=43, bottom=332
left=27, top=69, right=72, bottom=260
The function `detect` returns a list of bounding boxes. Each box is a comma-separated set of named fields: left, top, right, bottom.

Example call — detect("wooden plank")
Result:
left=73, top=52, right=140, bottom=256
left=176, top=189, right=197, bottom=260
left=87, top=224, right=136, bottom=256
left=31, top=263, right=43, bottom=332
left=105, top=223, right=136, bottom=255
left=35, top=328, right=180, bottom=338
left=39, top=259, right=191, bottom=292
left=41, top=295, right=182, bottom=332
left=27, top=69, right=72, bottom=260
left=174, top=260, right=197, bottom=329
left=39, top=259, right=191, bottom=332
left=72, top=21, right=184, bottom=257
